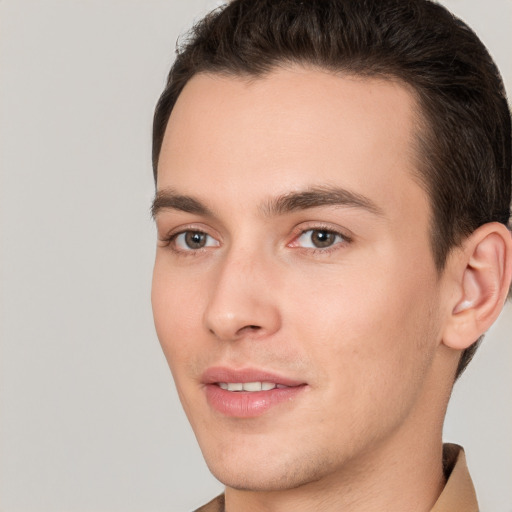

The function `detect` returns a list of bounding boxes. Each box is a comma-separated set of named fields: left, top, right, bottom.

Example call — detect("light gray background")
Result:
left=0, top=1, right=510, bottom=511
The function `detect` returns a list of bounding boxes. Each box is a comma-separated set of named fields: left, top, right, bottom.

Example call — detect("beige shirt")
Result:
left=195, top=444, right=478, bottom=512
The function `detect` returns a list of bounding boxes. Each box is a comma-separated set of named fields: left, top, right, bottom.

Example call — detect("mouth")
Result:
left=217, top=381, right=291, bottom=392
left=202, top=367, right=307, bottom=418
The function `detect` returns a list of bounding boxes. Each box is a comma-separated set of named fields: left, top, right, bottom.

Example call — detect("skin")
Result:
left=152, top=67, right=468, bottom=511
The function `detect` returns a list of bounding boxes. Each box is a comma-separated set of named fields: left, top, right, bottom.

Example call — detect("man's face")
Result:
left=152, top=68, right=451, bottom=491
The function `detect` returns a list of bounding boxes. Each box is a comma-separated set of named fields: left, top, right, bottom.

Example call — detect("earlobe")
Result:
left=443, top=223, right=512, bottom=351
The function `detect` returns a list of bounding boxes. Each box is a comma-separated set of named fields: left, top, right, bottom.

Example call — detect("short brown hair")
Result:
left=152, top=0, right=511, bottom=377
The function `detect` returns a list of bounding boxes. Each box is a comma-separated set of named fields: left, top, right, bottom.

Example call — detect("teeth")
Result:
left=218, top=381, right=281, bottom=392
left=242, top=382, right=262, bottom=392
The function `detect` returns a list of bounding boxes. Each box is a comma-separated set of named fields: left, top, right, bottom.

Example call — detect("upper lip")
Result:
left=202, top=366, right=305, bottom=387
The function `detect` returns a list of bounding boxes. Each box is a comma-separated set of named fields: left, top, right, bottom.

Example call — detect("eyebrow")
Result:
left=261, top=186, right=384, bottom=217
left=151, top=185, right=384, bottom=220
left=151, top=188, right=214, bottom=219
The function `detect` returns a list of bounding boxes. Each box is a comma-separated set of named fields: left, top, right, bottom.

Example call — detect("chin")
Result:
left=208, top=463, right=313, bottom=492
left=201, top=442, right=340, bottom=493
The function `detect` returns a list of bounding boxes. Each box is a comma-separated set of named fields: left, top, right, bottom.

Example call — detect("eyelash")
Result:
left=159, top=225, right=352, bottom=256
left=289, top=225, right=352, bottom=254
left=159, top=229, right=216, bottom=256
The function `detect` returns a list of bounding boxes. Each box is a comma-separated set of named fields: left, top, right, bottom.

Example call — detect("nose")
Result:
left=203, top=249, right=282, bottom=342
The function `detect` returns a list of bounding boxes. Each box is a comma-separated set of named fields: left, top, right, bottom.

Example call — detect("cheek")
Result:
left=284, top=266, right=440, bottom=447
left=287, top=255, right=440, bottom=389
left=151, top=263, right=204, bottom=372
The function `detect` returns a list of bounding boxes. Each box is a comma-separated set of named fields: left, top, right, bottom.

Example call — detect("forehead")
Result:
left=157, top=67, right=427, bottom=224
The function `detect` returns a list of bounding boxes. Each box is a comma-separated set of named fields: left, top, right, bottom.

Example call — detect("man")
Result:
left=150, top=0, right=512, bottom=510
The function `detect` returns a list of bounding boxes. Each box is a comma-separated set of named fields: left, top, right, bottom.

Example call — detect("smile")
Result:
left=217, top=382, right=290, bottom=392
left=202, top=368, right=307, bottom=417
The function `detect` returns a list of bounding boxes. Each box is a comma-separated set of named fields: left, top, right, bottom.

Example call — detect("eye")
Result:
left=294, top=229, right=347, bottom=249
left=173, top=231, right=220, bottom=251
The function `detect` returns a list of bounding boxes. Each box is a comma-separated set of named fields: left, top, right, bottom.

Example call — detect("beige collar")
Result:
left=431, top=444, right=479, bottom=512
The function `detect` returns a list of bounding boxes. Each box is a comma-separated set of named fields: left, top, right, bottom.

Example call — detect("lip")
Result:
left=202, top=366, right=307, bottom=418
left=202, top=366, right=305, bottom=387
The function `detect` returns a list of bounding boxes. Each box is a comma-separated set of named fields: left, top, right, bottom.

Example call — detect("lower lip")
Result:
left=205, top=384, right=306, bottom=418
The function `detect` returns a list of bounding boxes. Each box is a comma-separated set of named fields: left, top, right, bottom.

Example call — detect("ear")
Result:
left=442, top=222, right=512, bottom=350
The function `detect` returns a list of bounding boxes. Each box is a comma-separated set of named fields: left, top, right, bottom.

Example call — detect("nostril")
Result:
left=209, top=324, right=262, bottom=340
left=235, top=324, right=262, bottom=336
